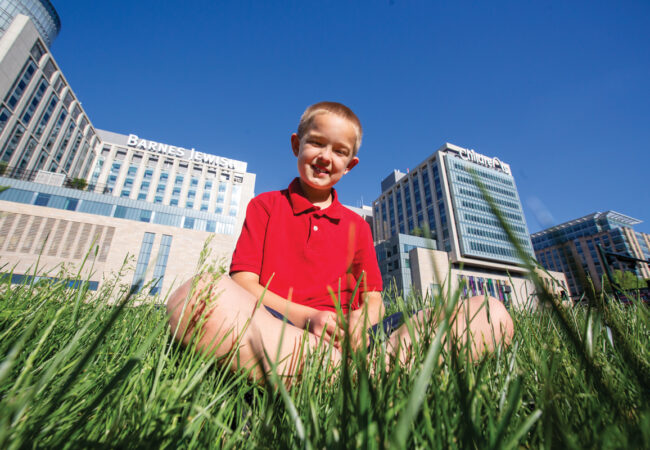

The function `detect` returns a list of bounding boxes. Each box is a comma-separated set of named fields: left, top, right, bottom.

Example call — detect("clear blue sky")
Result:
left=51, top=0, right=650, bottom=233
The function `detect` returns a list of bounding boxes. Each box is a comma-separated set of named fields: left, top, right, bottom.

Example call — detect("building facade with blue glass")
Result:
left=532, top=211, right=650, bottom=298
left=373, top=143, right=565, bottom=306
left=0, top=12, right=256, bottom=297
left=0, top=0, right=60, bottom=47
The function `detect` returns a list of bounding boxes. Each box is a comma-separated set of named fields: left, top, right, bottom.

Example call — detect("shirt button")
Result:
left=313, top=225, right=319, bottom=231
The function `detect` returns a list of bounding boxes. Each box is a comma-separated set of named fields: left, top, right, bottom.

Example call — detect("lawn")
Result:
left=0, top=266, right=648, bottom=449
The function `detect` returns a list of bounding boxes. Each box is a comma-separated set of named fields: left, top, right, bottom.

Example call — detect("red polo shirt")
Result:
left=230, top=178, right=382, bottom=313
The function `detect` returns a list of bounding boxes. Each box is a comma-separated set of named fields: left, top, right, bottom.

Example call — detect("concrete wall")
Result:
left=410, top=247, right=569, bottom=308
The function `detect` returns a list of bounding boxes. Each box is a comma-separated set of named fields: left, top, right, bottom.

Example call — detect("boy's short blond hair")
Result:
left=297, top=101, right=363, bottom=156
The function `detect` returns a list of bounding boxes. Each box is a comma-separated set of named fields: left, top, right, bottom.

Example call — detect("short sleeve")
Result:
left=353, top=220, right=383, bottom=294
left=230, top=196, right=271, bottom=275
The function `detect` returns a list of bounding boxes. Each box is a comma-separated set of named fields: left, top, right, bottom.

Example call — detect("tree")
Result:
left=69, top=178, right=88, bottom=190
left=602, top=269, right=646, bottom=292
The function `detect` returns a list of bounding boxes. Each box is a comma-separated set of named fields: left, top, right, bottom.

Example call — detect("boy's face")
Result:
left=291, top=113, right=359, bottom=198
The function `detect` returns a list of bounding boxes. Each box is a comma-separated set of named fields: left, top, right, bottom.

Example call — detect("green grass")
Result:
left=0, top=263, right=648, bottom=449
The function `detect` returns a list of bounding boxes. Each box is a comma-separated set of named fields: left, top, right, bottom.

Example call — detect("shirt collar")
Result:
left=287, top=178, right=343, bottom=219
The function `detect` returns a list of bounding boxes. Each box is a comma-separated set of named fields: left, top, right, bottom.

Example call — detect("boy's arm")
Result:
left=231, top=271, right=342, bottom=341
left=347, top=291, right=384, bottom=350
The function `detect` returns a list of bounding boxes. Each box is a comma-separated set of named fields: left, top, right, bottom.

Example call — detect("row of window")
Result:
left=459, top=200, right=523, bottom=223
left=457, top=187, right=521, bottom=211
left=0, top=49, right=95, bottom=180
left=105, top=146, right=244, bottom=182
left=1, top=273, right=99, bottom=291
left=466, top=226, right=530, bottom=246
left=454, top=174, right=517, bottom=199
left=468, top=240, right=518, bottom=259
left=462, top=212, right=526, bottom=234
left=0, top=187, right=238, bottom=235
left=451, top=161, right=514, bottom=187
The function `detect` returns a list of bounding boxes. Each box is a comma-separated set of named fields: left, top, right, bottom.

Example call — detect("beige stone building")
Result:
left=409, top=247, right=568, bottom=308
left=0, top=198, right=234, bottom=297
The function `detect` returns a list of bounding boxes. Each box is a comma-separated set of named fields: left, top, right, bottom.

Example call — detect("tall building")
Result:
left=374, top=233, right=436, bottom=298
left=374, top=143, right=534, bottom=269
left=0, top=12, right=256, bottom=296
left=0, top=14, right=96, bottom=181
left=532, top=211, right=650, bottom=298
left=91, top=130, right=254, bottom=235
left=373, top=143, right=566, bottom=306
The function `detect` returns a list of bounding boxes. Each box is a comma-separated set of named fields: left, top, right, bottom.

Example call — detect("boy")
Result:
left=167, top=102, right=513, bottom=380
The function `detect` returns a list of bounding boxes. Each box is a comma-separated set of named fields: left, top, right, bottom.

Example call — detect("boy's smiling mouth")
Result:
left=312, top=165, right=330, bottom=175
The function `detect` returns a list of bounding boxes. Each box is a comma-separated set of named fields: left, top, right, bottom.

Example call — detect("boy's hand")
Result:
left=343, top=292, right=385, bottom=351
left=307, top=310, right=343, bottom=347
left=346, top=308, right=371, bottom=350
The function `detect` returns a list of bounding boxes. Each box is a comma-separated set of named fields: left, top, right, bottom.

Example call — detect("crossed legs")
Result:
left=167, top=274, right=514, bottom=380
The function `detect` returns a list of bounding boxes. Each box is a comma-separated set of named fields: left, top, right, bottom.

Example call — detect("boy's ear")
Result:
left=291, top=133, right=300, bottom=156
left=344, top=156, right=359, bottom=174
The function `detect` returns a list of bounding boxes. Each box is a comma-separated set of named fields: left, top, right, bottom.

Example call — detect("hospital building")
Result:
left=373, top=143, right=567, bottom=307
left=0, top=5, right=255, bottom=296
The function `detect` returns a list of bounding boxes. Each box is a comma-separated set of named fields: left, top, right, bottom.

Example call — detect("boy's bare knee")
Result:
left=454, top=296, right=514, bottom=355
left=167, top=273, right=221, bottom=345
left=489, top=297, right=514, bottom=343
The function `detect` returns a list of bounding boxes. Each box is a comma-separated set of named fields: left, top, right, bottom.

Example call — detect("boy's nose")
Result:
left=318, top=147, right=332, bottom=162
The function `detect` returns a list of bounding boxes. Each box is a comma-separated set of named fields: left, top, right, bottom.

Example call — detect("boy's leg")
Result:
left=385, top=296, right=514, bottom=364
left=167, top=273, right=342, bottom=381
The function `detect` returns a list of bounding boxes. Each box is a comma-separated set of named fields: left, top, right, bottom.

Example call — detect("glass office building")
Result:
left=373, top=143, right=534, bottom=266
left=532, top=211, right=650, bottom=298
left=372, top=143, right=552, bottom=305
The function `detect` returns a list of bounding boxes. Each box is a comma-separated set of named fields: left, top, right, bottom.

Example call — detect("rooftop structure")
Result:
left=0, top=0, right=60, bottom=47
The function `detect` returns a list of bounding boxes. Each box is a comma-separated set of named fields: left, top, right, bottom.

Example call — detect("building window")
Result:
left=34, top=193, right=51, bottom=206
left=139, top=209, right=152, bottom=223
left=44, top=108, right=67, bottom=153
left=1, top=123, right=26, bottom=163
left=132, top=232, right=155, bottom=291
left=30, top=41, right=45, bottom=62
left=150, top=235, right=173, bottom=295
left=20, top=77, right=48, bottom=125
left=5, top=60, right=37, bottom=110
left=64, top=198, right=78, bottom=211
left=0, top=107, right=10, bottom=135
left=33, top=94, right=58, bottom=139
